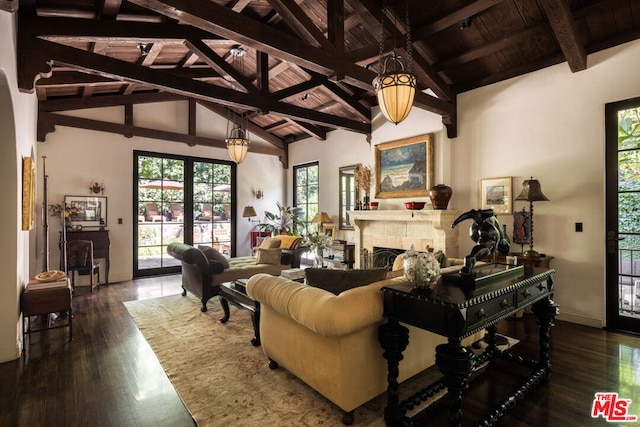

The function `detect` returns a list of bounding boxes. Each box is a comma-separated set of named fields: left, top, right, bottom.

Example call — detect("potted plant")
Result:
left=257, top=202, right=305, bottom=236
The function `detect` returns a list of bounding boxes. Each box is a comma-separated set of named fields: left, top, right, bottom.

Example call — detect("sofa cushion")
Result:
left=256, top=247, right=282, bottom=264
left=305, top=268, right=388, bottom=295
left=276, top=235, right=302, bottom=249
left=198, top=245, right=230, bottom=269
left=260, top=237, right=282, bottom=249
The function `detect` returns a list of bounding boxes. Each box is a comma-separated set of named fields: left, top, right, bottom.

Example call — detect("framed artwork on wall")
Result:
left=21, top=157, right=35, bottom=231
left=324, top=224, right=337, bottom=239
left=64, top=195, right=107, bottom=228
left=512, top=209, right=531, bottom=245
left=479, top=176, right=513, bottom=214
left=375, top=133, right=434, bottom=199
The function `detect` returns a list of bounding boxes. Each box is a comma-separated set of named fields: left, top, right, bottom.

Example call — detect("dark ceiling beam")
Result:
left=286, top=118, right=327, bottom=140
left=184, top=38, right=259, bottom=95
left=23, top=37, right=370, bottom=134
left=38, top=111, right=283, bottom=157
left=39, top=91, right=187, bottom=112
left=0, top=0, right=18, bottom=12
left=319, top=78, right=371, bottom=122
left=257, top=51, right=269, bottom=95
left=29, top=15, right=221, bottom=42
left=271, top=76, right=323, bottom=101
left=538, top=0, right=586, bottom=72
left=266, top=0, right=335, bottom=53
left=98, top=0, right=123, bottom=18
left=412, top=0, right=504, bottom=40
left=327, top=0, right=345, bottom=80
left=127, top=0, right=376, bottom=91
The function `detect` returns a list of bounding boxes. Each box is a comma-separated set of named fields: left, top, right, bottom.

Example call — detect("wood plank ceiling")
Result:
left=7, top=0, right=640, bottom=165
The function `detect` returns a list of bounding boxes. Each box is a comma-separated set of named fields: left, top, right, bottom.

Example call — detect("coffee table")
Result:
left=219, top=279, right=260, bottom=346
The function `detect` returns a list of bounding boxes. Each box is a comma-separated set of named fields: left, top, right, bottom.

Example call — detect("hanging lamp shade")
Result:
left=373, top=56, right=416, bottom=125
left=226, top=125, right=250, bottom=164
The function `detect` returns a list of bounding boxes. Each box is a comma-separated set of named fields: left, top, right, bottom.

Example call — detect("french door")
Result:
left=605, top=98, right=640, bottom=334
left=133, top=151, right=236, bottom=277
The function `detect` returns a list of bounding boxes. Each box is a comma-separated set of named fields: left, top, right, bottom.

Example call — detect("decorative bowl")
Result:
left=404, top=201, right=426, bottom=210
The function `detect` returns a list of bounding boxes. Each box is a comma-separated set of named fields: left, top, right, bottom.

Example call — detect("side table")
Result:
left=21, top=279, right=73, bottom=348
left=379, top=266, right=558, bottom=426
left=219, top=280, right=261, bottom=346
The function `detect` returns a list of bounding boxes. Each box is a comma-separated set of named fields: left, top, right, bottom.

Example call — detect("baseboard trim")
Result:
left=556, top=311, right=603, bottom=328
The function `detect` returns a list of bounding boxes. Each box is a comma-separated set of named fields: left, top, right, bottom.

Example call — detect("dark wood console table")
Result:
left=379, top=266, right=558, bottom=426
left=62, top=230, right=111, bottom=285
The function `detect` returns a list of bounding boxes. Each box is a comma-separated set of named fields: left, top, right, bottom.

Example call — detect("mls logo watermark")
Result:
left=592, top=392, right=638, bottom=422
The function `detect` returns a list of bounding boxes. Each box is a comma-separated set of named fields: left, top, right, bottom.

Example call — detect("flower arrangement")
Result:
left=354, top=163, right=372, bottom=191
left=402, top=245, right=441, bottom=289
left=301, top=232, right=332, bottom=252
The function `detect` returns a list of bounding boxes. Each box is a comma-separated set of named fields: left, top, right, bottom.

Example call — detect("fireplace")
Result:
left=361, top=247, right=405, bottom=270
left=347, top=209, right=460, bottom=268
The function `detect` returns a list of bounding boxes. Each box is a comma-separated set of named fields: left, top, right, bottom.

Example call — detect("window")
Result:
left=293, top=162, right=319, bottom=235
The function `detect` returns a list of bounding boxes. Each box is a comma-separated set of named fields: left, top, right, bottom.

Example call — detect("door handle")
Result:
left=607, top=231, right=625, bottom=241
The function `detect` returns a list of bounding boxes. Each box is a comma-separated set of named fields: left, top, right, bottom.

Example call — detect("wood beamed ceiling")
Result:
left=8, top=0, right=640, bottom=167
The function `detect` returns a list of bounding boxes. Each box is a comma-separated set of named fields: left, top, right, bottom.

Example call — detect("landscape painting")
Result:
left=375, top=134, right=434, bottom=199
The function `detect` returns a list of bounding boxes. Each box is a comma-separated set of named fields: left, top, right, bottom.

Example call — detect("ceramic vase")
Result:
left=402, top=245, right=441, bottom=289
left=429, top=184, right=453, bottom=210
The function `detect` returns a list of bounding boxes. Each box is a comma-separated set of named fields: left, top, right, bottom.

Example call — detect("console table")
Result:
left=379, top=266, right=558, bottom=427
left=62, top=230, right=111, bottom=285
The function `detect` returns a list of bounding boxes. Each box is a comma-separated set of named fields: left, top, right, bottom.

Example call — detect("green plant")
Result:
left=257, top=202, right=304, bottom=236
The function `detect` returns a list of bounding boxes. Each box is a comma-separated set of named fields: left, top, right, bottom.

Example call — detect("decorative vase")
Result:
left=429, top=184, right=453, bottom=210
left=402, top=245, right=441, bottom=289
left=314, top=248, right=324, bottom=268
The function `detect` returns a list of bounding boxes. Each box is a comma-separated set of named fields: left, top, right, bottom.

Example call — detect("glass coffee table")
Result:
left=219, top=279, right=260, bottom=346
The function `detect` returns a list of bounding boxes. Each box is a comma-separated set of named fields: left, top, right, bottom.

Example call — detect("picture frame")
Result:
left=375, top=134, right=434, bottom=199
left=479, top=176, right=512, bottom=214
left=64, top=195, right=108, bottom=228
left=324, top=224, right=337, bottom=239
left=21, top=157, right=35, bottom=231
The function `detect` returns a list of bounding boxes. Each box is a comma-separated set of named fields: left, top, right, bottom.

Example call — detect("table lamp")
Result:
left=311, top=211, right=331, bottom=232
left=242, top=206, right=257, bottom=222
left=514, top=177, right=549, bottom=258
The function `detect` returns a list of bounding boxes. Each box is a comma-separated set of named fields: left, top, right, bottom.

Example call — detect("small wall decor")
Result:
left=21, top=156, right=35, bottom=231
left=64, top=195, right=107, bottom=228
left=512, top=209, right=531, bottom=245
left=479, top=176, right=512, bottom=214
left=375, top=134, right=434, bottom=199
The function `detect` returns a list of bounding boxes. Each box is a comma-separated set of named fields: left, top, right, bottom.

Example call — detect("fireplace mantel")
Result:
left=347, top=209, right=460, bottom=267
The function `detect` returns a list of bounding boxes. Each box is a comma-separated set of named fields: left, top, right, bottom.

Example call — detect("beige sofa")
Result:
left=246, top=267, right=484, bottom=424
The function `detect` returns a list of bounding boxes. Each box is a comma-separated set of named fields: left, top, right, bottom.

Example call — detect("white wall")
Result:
left=0, top=10, right=38, bottom=362
left=37, top=102, right=284, bottom=282
left=289, top=39, right=640, bottom=328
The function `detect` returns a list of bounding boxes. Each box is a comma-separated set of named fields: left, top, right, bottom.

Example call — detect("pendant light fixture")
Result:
left=372, top=0, right=416, bottom=125
left=226, top=45, right=250, bottom=164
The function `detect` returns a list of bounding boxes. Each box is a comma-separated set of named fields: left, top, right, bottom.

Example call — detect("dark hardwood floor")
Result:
left=2, top=275, right=639, bottom=426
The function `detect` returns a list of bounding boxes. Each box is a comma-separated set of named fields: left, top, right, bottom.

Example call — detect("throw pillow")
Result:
left=256, top=247, right=282, bottom=265
left=305, top=268, right=388, bottom=295
left=259, top=237, right=282, bottom=249
left=198, top=245, right=230, bottom=269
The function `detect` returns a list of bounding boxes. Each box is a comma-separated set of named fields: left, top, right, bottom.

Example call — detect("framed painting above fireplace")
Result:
left=374, top=134, right=434, bottom=199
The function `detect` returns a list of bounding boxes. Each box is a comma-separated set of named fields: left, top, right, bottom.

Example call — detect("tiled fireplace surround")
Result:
left=348, top=210, right=460, bottom=268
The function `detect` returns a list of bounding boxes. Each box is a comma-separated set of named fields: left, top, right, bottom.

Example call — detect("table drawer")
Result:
left=517, top=281, right=549, bottom=307
left=466, top=294, right=516, bottom=328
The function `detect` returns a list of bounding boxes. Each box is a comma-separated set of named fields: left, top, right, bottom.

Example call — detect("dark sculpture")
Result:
left=452, top=209, right=510, bottom=275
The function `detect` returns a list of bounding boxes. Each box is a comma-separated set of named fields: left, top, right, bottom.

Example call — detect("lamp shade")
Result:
left=311, top=211, right=332, bottom=224
left=514, top=177, right=549, bottom=202
left=373, top=72, right=416, bottom=125
left=242, top=206, right=257, bottom=218
left=226, top=126, right=250, bottom=164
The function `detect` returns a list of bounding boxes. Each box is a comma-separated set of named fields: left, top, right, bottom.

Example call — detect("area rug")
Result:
left=124, top=294, right=516, bottom=427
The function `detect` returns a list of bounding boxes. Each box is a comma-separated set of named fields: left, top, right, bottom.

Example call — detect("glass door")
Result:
left=605, top=98, right=640, bottom=333
left=134, top=152, right=236, bottom=277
